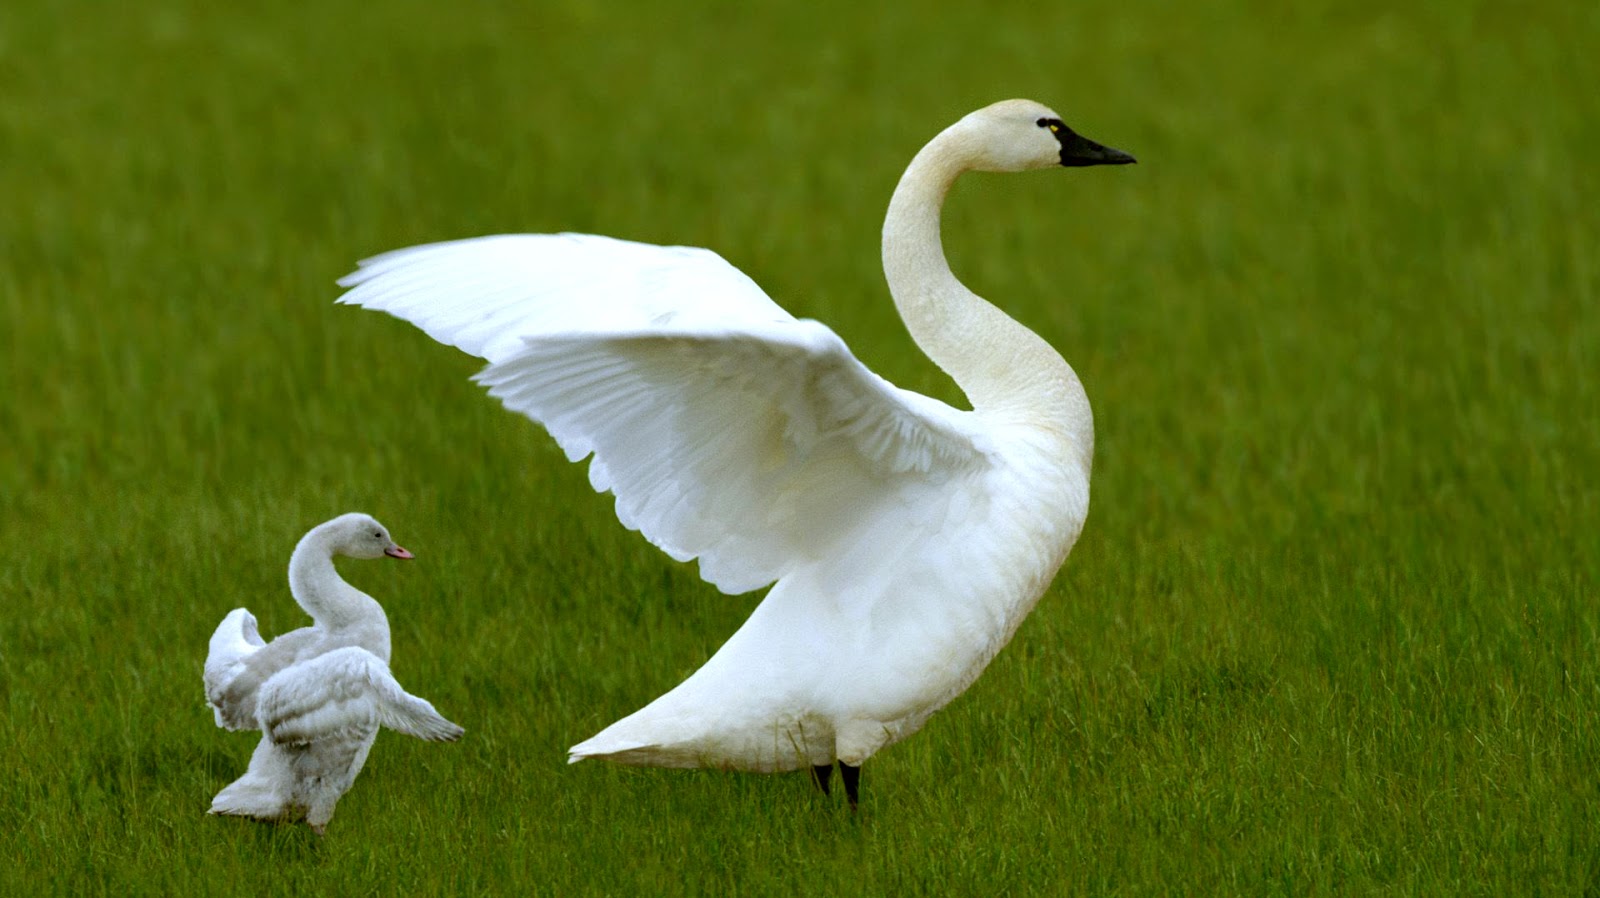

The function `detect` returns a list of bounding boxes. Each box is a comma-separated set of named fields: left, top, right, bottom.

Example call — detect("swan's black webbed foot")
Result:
left=840, top=763, right=861, bottom=810
left=811, top=763, right=834, bottom=796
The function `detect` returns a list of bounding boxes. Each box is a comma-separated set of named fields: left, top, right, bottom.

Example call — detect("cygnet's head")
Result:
left=321, top=512, right=414, bottom=560
left=959, top=99, right=1136, bottom=173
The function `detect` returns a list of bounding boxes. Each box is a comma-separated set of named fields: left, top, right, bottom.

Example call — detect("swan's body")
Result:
left=339, top=100, right=1132, bottom=803
left=204, top=513, right=463, bottom=834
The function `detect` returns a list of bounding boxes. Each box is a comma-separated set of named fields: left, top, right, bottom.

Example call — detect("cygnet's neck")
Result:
left=882, top=120, right=1094, bottom=470
left=288, top=525, right=392, bottom=659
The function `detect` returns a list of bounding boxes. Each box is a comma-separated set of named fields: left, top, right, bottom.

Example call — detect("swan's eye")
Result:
left=373, top=531, right=382, bottom=538
left=1037, top=117, right=1063, bottom=134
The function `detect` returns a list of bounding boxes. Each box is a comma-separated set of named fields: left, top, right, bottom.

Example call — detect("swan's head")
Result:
left=959, top=99, right=1136, bottom=173
left=321, top=512, right=415, bottom=560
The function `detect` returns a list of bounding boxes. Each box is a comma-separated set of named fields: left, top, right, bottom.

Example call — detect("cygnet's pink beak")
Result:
left=385, top=545, right=414, bottom=560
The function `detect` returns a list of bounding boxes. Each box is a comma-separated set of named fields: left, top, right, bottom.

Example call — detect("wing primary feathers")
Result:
left=339, top=233, right=991, bottom=596
left=256, top=648, right=463, bottom=747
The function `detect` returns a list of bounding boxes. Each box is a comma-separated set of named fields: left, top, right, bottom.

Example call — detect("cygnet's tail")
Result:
left=209, top=738, right=295, bottom=822
left=210, top=775, right=291, bottom=821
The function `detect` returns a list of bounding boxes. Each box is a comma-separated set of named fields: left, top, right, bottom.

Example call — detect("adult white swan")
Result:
left=339, top=100, right=1133, bottom=807
left=204, top=513, right=464, bottom=834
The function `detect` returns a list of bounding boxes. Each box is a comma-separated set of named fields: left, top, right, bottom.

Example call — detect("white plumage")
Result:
left=204, top=513, right=463, bottom=834
left=339, top=100, right=1132, bottom=803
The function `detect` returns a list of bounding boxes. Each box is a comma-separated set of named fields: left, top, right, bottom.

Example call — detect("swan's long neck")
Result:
left=882, top=123, right=1094, bottom=469
left=288, top=526, right=391, bottom=657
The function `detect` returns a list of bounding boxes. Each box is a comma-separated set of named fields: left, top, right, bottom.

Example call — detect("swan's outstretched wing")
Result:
left=204, top=608, right=267, bottom=729
left=338, top=233, right=994, bottom=595
left=257, top=647, right=465, bottom=746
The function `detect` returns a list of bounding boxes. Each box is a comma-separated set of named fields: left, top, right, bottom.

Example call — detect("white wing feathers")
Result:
left=338, top=233, right=793, bottom=364
left=339, top=233, right=994, bottom=595
left=204, top=608, right=267, bottom=729
left=256, top=647, right=465, bottom=746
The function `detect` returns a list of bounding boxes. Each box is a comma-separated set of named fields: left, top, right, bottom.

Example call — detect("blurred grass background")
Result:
left=2, top=0, right=1597, bottom=893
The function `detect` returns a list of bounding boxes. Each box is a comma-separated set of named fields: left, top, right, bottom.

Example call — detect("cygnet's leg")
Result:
left=840, top=763, right=862, bottom=810
left=306, top=791, right=341, bottom=836
left=302, top=735, right=371, bottom=837
left=811, top=763, right=834, bottom=796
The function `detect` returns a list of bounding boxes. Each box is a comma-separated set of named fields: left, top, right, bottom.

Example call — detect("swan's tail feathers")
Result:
left=566, top=733, right=660, bottom=765
left=204, top=608, right=266, bottom=728
left=567, top=701, right=838, bottom=772
left=566, top=698, right=732, bottom=768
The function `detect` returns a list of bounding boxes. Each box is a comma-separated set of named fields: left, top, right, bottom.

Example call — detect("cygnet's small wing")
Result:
left=257, top=646, right=465, bottom=746
left=204, top=608, right=267, bottom=729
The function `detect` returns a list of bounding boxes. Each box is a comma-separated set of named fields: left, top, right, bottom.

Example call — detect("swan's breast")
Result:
left=810, top=427, right=1087, bottom=718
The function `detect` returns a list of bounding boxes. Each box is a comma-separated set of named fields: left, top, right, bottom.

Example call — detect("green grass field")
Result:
left=3, top=0, right=1597, bottom=893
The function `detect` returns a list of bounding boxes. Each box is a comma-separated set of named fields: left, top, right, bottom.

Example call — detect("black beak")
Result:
left=1056, top=128, right=1136, bottom=167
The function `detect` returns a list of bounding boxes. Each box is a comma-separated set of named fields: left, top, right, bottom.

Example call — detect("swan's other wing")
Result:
left=339, top=233, right=994, bottom=595
left=257, top=647, right=465, bottom=746
left=204, top=608, right=267, bottom=730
